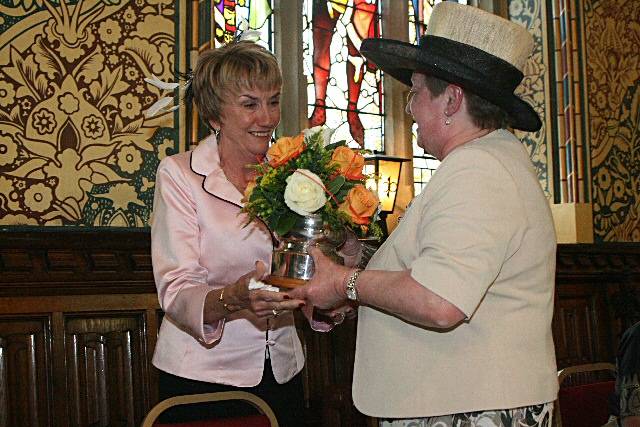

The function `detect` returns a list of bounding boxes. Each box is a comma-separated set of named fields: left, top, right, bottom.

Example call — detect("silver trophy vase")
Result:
left=267, top=214, right=345, bottom=288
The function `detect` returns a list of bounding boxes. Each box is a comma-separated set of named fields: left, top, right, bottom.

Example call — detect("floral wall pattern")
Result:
left=0, top=0, right=183, bottom=227
left=586, top=0, right=640, bottom=242
left=510, top=0, right=550, bottom=198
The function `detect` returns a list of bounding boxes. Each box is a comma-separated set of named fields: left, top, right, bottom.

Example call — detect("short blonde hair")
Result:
left=191, top=41, right=282, bottom=124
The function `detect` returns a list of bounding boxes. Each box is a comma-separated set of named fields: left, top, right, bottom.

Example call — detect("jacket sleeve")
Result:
left=151, top=157, right=224, bottom=344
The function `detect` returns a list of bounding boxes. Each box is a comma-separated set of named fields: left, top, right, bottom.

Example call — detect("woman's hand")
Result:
left=314, top=302, right=358, bottom=325
left=223, top=261, right=305, bottom=319
left=287, top=246, right=352, bottom=310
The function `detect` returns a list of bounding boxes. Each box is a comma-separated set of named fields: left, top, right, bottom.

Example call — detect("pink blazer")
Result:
left=151, top=134, right=304, bottom=386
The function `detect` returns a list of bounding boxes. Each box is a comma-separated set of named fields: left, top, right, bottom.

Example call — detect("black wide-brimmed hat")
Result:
left=359, top=2, right=541, bottom=132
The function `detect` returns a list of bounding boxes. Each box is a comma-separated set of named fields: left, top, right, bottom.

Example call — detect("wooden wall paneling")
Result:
left=553, top=281, right=613, bottom=367
left=51, top=311, right=67, bottom=427
left=296, top=316, right=330, bottom=427
left=64, top=314, right=147, bottom=427
left=323, top=320, right=371, bottom=427
left=1, top=231, right=639, bottom=426
left=297, top=316, right=370, bottom=427
left=145, top=308, right=161, bottom=407
left=0, top=316, right=52, bottom=427
left=554, top=243, right=640, bottom=369
left=0, top=293, right=160, bottom=427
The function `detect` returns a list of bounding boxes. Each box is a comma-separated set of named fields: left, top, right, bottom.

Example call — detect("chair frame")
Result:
left=140, top=391, right=279, bottom=427
left=555, top=362, right=616, bottom=427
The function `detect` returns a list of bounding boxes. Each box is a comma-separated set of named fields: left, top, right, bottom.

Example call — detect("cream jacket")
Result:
left=353, top=130, right=558, bottom=417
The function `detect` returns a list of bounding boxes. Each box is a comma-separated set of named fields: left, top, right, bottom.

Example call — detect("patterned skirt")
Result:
left=379, top=402, right=554, bottom=427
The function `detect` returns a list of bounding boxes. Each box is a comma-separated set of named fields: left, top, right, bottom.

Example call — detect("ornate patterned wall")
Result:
left=1, top=0, right=638, bottom=239
left=586, top=0, right=640, bottom=242
left=0, top=0, right=185, bottom=227
left=510, top=0, right=640, bottom=242
left=510, top=0, right=551, bottom=198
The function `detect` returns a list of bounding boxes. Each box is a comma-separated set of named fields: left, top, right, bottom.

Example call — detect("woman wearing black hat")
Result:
left=290, top=2, right=558, bottom=426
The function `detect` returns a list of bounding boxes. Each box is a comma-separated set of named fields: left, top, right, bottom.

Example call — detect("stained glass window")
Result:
left=409, top=0, right=441, bottom=194
left=211, top=0, right=274, bottom=49
left=302, top=0, right=384, bottom=151
left=551, top=0, right=586, bottom=203
left=192, top=1, right=275, bottom=143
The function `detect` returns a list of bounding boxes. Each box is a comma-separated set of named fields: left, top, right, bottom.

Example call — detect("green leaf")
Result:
left=249, top=190, right=261, bottom=202
left=267, top=211, right=281, bottom=229
left=275, top=213, right=298, bottom=236
left=326, top=175, right=345, bottom=196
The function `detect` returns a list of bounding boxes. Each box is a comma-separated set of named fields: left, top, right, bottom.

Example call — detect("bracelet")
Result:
left=345, top=269, right=362, bottom=302
left=219, top=288, right=232, bottom=312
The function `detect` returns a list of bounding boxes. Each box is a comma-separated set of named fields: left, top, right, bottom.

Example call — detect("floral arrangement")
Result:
left=242, top=126, right=382, bottom=238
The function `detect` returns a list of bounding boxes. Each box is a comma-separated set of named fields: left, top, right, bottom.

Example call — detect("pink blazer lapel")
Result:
left=190, top=134, right=244, bottom=207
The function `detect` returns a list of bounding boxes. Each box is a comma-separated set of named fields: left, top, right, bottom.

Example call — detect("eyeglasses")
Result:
left=405, top=89, right=420, bottom=114
left=406, top=89, right=418, bottom=106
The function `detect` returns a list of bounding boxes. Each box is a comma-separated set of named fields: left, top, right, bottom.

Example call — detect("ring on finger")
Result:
left=272, top=308, right=281, bottom=317
left=334, top=312, right=346, bottom=324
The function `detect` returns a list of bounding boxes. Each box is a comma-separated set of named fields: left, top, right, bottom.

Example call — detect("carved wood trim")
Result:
left=0, top=230, right=154, bottom=296
left=557, top=243, right=640, bottom=280
left=554, top=243, right=640, bottom=369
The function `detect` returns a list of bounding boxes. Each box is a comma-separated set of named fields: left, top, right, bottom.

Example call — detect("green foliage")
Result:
left=241, top=128, right=380, bottom=238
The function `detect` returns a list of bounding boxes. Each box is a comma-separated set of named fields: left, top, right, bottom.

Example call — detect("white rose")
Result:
left=303, top=125, right=334, bottom=146
left=284, top=169, right=327, bottom=216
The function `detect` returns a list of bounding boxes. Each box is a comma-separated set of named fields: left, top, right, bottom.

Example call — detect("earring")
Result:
left=212, top=127, right=221, bottom=137
left=445, top=117, right=451, bottom=126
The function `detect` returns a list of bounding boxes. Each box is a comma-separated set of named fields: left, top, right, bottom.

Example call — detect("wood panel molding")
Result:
left=0, top=230, right=154, bottom=296
left=554, top=243, right=640, bottom=369
left=557, top=243, right=640, bottom=278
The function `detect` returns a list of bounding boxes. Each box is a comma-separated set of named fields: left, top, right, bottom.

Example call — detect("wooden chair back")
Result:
left=555, top=362, right=616, bottom=427
left=140, top=391, right=279, bottom=427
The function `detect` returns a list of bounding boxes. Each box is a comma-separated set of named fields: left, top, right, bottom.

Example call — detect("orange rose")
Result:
left=330, top=146, right=365, bottom=180
left=338, top=185, right=379, bottom=225
left=267, top=133, right=305, bottom=167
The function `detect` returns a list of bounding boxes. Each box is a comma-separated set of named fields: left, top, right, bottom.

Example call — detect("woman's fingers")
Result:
left=325, top=303, right=357, bottom=324
left=254, top=260, right=268, bottom=279
left=249, top=289, right=305, bottom=318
